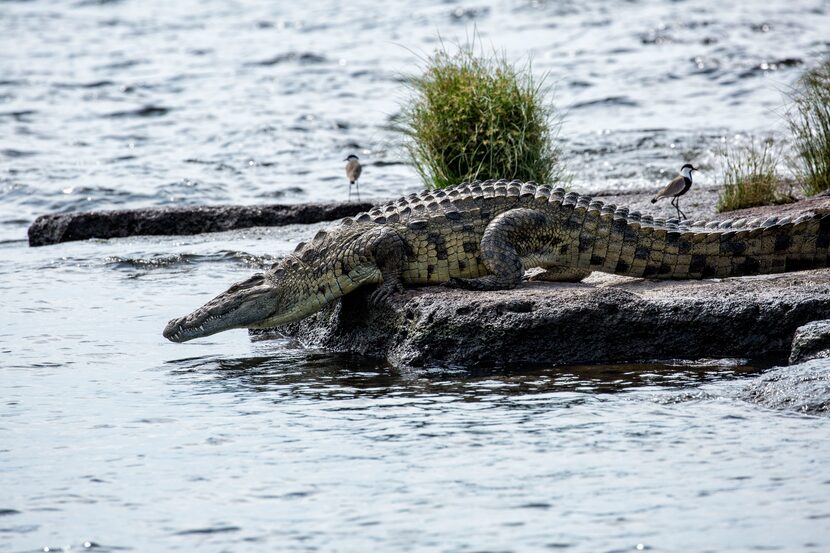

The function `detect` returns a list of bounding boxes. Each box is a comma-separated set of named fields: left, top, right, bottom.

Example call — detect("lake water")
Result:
left=2, top=0, right=830, bottom=551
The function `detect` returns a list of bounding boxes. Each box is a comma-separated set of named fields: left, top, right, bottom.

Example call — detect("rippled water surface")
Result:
left=3, top=0, right=830, bottom=551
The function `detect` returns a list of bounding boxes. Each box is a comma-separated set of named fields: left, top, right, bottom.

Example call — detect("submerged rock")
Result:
left=790, top=320, right=830, bottom=364
left=269, top=269, right=830, bottom=369
left=741, top=360, right=830, bottom=416
left=27, top=201, right=373, bottom=247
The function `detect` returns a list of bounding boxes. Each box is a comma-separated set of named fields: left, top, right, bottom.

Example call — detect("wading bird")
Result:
left=651, top=163, right=698, bottom=220
left=345, top=154, right=362, bottom=201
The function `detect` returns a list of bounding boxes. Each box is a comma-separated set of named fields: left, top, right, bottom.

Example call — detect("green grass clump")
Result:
left=400, top=43, right=564, bottom=189
left=716, top=138, right=795, bottom=212
left=787, top=56, right=830, bottom=196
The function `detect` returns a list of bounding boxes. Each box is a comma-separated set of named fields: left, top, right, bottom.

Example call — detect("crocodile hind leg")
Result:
left=526, top=266, right=591, bottom=282
left=447, top=208, right=550, bottom=291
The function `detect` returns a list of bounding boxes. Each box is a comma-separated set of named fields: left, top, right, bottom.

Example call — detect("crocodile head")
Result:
left=163, top=265, right=316, bottom=343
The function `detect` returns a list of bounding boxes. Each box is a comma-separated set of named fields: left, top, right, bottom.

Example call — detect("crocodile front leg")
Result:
left=366, top=226, right=407, bottom=304
left=448, top=208, right=550, bottom=291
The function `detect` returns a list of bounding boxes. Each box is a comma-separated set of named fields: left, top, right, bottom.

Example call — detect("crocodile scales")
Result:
left=163, top=179, right=830, bottom=342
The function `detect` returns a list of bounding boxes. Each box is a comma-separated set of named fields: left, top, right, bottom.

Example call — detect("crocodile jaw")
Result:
left=163, top=273, right=279, bottom=342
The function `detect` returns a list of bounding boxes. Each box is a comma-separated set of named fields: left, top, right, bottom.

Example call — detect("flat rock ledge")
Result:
left=264, top=269, right=830, bottom=369
left=27, top=201, right=373, bottom=247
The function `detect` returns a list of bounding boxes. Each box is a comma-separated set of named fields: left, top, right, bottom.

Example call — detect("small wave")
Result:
left=246, top=52, right=327, bottom=67
left=106, top=105, right=171, bottom=118
left=1, top=149, right=37, bottom=158
left=106, top=253, right=204, bottom=270
left=570, top=96, right=639, bottom=109
left=656, top=390, right=719, bottom=405
left=174, top=525, right=240, bottom=536
left=184, top=158, right=242, bottom=173
left=97, top=59, right=143, bottom=70
left=54, top=80, right=115, bottom=89
left=0, top=109, right=36, bottom=122
left=217, top=249, right=281, bottom=268
left=738, top=58, right=803, bottom=78
left=262, top=186, right=305, bottom=198
left=38, top=541, right=126, bottom=552
left=105, top=250, right=281, bottom=270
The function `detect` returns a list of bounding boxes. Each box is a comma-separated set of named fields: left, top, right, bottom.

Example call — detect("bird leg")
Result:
left=675, top=198, right=686, bottom=220
left=356, top=181, right=360, bottom=201
left=348, top=182, right=352, bottom=202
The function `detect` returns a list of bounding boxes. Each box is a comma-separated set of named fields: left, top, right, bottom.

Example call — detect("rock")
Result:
left=27, top=201, right=374, bottom=247
left=741, top=360, right=830, bottom=416
left=596, top=186, right=830, bottom=224
left=267, top=269, right=830, bottom=369
left=790, top=320, right=830, bottom=364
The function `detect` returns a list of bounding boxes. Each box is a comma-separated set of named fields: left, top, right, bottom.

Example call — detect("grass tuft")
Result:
left=787, top=55, right=830, bottom=196
left=716, top=138, right=795, bottom=212
left=399, top=41, right=565, bottom=189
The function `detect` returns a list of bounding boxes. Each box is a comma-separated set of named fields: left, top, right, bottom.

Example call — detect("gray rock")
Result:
left=267, top=269, right=830, bottom=369
left=741, top=359, right=830, bottom=416
left=27, top=201, right=373, bottom=247
left=790, top=319, right=830, bottom=364
left=596, top=185, right=830, bottom=224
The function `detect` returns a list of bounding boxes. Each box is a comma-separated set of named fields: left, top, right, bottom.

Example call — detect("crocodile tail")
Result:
left=561, top=195, right=830, bottom=279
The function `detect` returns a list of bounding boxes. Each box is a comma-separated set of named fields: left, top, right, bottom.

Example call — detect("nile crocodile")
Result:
left=163, top=179, right=830, bottom=342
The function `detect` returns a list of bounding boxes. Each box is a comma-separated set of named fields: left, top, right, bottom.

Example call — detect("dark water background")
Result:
left=3, top=0, right=830, bottom=551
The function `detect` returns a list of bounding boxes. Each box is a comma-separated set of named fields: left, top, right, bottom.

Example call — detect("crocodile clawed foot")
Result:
left=368, top=283, right=403, bottom=306
left=444, top=277, right=470, bottom=289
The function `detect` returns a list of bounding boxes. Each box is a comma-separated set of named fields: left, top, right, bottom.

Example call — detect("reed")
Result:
left=787, top=56, right=830, bottom=196
left=716, top=138, right=794, bottom=212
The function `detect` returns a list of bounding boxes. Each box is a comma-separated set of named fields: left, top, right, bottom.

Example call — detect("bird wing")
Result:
left=346, top=159, right=362, bottom=182
left=653, top=175, right=686, bottom=201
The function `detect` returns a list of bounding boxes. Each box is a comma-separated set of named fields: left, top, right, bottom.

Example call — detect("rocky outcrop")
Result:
left=789, top=319, right=830, bottom=364
left=741, top=359, right=830, bottom=415
left=267, top=269, right=830, bottom=369
left=27, top=201, right=373, bottom=246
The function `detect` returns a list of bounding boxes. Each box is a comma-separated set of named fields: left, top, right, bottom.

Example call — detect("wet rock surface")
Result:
left=789, top=319, right=830, bottom=364
left=741, top=360, right=830, bottom=416
left=27, top=201, right=373, bottom=247
left=270, top=269, right=830, bottom=369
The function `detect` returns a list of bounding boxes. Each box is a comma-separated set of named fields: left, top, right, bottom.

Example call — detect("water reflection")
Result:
left=168, top=350, right=767, bottom=400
